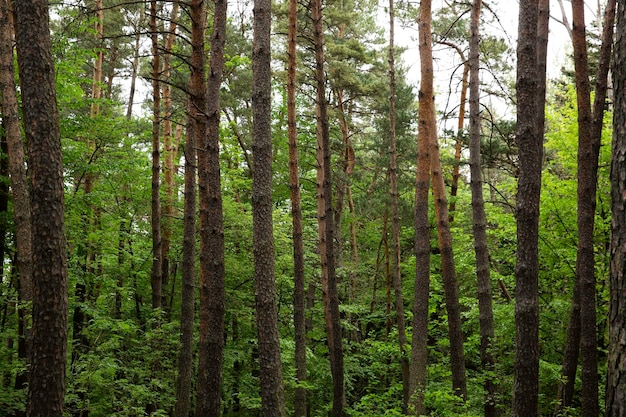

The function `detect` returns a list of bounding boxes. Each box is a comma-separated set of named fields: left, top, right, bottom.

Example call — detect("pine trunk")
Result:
left=15, top=1, right=69, bottom=415
left=252, top=0, right=287, bottom=413
left=513, top=0, right=542, bottom=415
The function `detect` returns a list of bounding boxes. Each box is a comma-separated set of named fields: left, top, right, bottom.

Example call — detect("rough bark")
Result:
left=0, top=0, right=32, bottom=406
left=173, top=1, right=203, bottom=415
left=607, top=2, right=626, bottom=415
left=149, top=0, right=162, bottom=311
left=196, top=0, right=227, bottom=413
left=287, top=0, right=308, bottom=412
left=571, top=1, right=599, bottom=415
left=512, top=0, right=542, bottom=415
left=311, top=0, right=344, bottom=413
left=408, top=3, right=433, bottom=413
left=468, top=0, right=498, bottom=414
left=160, top=2, right=180, bottom=314
left=252, top=0, right=287, bottom=413
left=15, top=1, right=69, bottom=415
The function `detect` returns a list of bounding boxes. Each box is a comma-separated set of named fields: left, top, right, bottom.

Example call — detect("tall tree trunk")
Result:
left=513, top=0, right=543, bottom=415
left=468, top=1, right=498, bottom=415
left=160, top=2, right=180, bottom=314
left=571, top=1, right=599, bottom=415
left=419, top=0, right=467, bottom=401
left=252, top=0, right=287, bottom=413
left=287, top=0, right=308, bottom=413
left=149, top=0, right=162, bottom=311
left=15, top=1, right=69, bottom=416
left=387, top=0, right=409, bottom=410
left=311, top=0, right=344, bottom=414
left=408, top=3, right=433, bottom=412
left=196, top=0, right=228, bottom=413
left=174, top=1, right=204, bottom=414
left=0, top=1, right=32, bottom=410
left=555, top=3, right=615, bottom=414
left=608, top=2, right=626, bottom=415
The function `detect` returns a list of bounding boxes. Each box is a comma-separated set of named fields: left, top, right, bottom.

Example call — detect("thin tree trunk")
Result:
left=15, top=0, right=69, bottom=415
left=160, top=2, right=179, bottom=315
left=311, top=0, right=344, bottom=413
left=608, top=3, right=626, bottom=415
left=408, top=2, right=433, bottom=410
left=512, top=0, right=543, bottom=415
left=0, top=1, right=32, bottom=410
left=287, top=0, right=308, bottom=412
left=196, top=0, right=228, bottom=413
left=571, top=1, right=599, bottom=415
left=388, top=0, right=409, bottom=410
left=126, top=8, right=143, bottom=119
left=149, top=0, right=162, bottom=311
left=468, top=1, right=498, bottom=414
left=252, top=0, right=287, bottom=413
left=420, top=0, right=467, bottom=400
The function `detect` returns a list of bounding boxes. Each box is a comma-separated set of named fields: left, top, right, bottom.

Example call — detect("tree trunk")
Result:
left=388, top=0, right=409, bottom=410
left=149, top=0, right=162, bottom=311
left=513, top=0, right=543, bottom=415
left=311, top=0, right=344, bottom=414
left=196, top=0, right=228, bottom=413
left=468, top=1, right=498, bottom=414
left=173, top=1, right=204, bottom=414
left=287, top=0, right=308, bottom=412
left=607, top=0, right=626, bottom=415
left=0, top=0, right=32, bottom=409
left=408, top=3, right=433, bottom=412
left=571, top=1, right=599, bottom=415
left=160, top=2, right=180, bottom=315
left=419, top=0, right=467, bottom=401
left=15, top=1, right=69, bottom=416
left=126, top=8, right=143, bottom=119
left=252, top=0, right=287, bottom=413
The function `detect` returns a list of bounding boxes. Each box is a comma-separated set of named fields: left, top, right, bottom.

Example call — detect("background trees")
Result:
left=0, top=0, right=623, bottom=416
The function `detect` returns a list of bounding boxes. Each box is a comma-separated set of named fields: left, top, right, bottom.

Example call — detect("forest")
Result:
left=2, top=0, right=626, bottom=416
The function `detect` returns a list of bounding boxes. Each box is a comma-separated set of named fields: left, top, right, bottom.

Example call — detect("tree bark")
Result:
left=149, top=0, right=162, bottom=311
left=468, top=1, right=498, bottom=415
left=15, top=1, right=69, bottom=416
left=160, top=1, right=180, bottom=314
left=311, top=0, right=345, bottom=414
left=408, top=3, right=433, bottom=413
left=173, top=1, right=204, bottom=414
left=287, top=0, right=308, bottom=412
left=513, top=0, right=543, bottom=415
left=252, top=0, right=287, bottom=413
left=607, top=1, right=626, bottom=415
left=196, top=0, right=228, bottom=413
left=419, top=0, right=467, bottom=401
left=571, top=1, right=599, bottom=415
left=0, top=0, right=32, bottom=409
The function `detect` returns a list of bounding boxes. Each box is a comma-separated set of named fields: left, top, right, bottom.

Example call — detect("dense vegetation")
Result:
left=0, top=0, right=622, bottom=416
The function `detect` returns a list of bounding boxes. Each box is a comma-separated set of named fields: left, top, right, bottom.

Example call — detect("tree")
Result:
left=196, top=0, right=228, bottom=413
left=252, top=0, right=287, bottom=413
left=512, top=0, right=545, bottom=415
left=608, top=1, right=626, bottom=414
left=14, top=1, right=69, bottom=416
left=468, top=0, right=498, bottom=414
left=149, top=0, right=162, bottom=311
left=311, top=0, right=345, bottom=413
left=417, top=0, right=467, bottom=401
left=286, top=0, right=308, bottom=412
left=173, top=0, right=203, bottom=415
left=0, top=0, right=33, bottom=411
